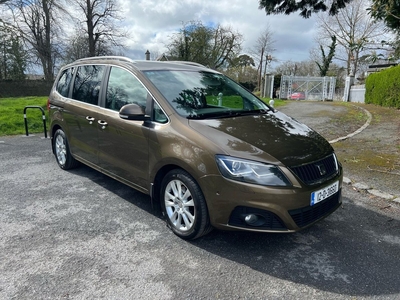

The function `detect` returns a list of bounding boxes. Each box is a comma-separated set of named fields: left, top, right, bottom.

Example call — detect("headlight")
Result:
left=215, top=155, right=291, bottom=187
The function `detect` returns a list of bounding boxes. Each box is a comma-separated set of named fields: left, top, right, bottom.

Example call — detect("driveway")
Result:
left=279, top=101, right=400, bottom=198
left=1, top=132, right=400, bottom=299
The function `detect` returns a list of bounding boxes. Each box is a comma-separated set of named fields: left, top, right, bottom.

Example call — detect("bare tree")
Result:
left=9, top=0, right=66, bottom=80
left=63, top=29, right=117, bottom=63
left=71, top=0, right=126, bottom=57
left=250, top=26, right=275, bottom=91
left=316, top=0, right=385, bottom=76
left=274, top=60, right=320, bottom=77
left=210, top=24, right=243, bottom=69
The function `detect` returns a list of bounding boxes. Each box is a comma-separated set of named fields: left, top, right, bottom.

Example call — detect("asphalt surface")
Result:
left=1, top=105, right=400, bottom=299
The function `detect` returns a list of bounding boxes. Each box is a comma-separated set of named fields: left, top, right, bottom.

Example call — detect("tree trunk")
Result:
left=86, top=0, right=95, bottom=56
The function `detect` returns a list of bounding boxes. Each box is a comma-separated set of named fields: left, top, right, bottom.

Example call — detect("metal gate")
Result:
left=280, top=76, right=336, bottom=100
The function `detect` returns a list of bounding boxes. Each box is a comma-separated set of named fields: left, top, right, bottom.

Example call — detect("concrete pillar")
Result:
left=344, top=76, right=354, bottom=102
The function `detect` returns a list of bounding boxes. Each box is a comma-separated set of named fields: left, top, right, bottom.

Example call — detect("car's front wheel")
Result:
left=160, top=169, right=212, bottom=240
left=53, top=129, right=79, bottom=170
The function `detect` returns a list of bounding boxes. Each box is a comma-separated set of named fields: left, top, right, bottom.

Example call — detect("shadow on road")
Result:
left=75, top=164, right=400, bottom=298
left=4, top=132, right=396, bottom=298
left=190, top=195, right=400, bottom=297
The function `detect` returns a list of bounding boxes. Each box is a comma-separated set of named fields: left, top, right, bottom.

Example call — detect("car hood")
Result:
left=188, top=111, right=333, bottom=167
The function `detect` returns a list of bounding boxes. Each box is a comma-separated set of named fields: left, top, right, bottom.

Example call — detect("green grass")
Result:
left=261, top=98, right=287, bottom=108
left=205, top=95, right=244, bottom=108
left=205, top=95, right=287, bottom=109
left=0, top=96, right=48, bottom=136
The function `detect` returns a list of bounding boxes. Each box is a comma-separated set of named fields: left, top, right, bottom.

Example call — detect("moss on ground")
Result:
left=331, top=103, right=400, bottom=194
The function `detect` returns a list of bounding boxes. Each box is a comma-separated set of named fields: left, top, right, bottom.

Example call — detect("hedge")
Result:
left=365, top=65, right=400, bottom=108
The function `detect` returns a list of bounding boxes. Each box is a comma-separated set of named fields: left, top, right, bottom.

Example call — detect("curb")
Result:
left=329, top=104, right=372, bottom=144
left=343, top=176, right=400, bottom=204
left=333, top=105, right=400, bottom=204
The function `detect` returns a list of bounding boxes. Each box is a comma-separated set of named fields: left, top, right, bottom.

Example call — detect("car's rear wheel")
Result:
left=53, top=129, right=79, bottom=170
left=160, top=169, right=212, bottom=240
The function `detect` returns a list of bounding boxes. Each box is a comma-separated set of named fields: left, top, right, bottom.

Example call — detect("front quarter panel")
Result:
left=148, top=116, right=222, bottom=191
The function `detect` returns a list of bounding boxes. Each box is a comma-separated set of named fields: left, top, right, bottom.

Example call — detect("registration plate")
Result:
left=311, top=181, right=339, bottom=206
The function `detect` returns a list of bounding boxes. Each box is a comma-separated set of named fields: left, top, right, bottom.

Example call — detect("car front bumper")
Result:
left=199, top=170, right=343, bottom=232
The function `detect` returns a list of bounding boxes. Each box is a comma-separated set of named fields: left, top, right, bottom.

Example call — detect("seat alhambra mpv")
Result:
left=48, top=56, right=343, bottom=240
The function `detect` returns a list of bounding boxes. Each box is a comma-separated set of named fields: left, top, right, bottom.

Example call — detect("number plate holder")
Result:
left=311, top=181, right=339, bottom=206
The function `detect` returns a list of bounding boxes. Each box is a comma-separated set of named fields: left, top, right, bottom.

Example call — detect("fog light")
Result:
left=244, top=214, right=258, bottom=225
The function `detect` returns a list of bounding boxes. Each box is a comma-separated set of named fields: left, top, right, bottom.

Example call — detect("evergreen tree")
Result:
left=316, top=36, right=337, bottom=76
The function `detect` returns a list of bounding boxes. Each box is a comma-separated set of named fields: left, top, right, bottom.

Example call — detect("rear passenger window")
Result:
left=106, top=67, right=148, bottom=111
left=56, top=67, right=74, bottom=97
left=72, top=65, right=105, bottom=105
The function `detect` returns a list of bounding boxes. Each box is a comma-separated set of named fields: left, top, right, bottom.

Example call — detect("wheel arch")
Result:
left=151, top=163, right=209, bottom=211
left=50, top=124, right=62, bottom=154
left=151, top=164, right=184, bottom=207
left=155, top=166, right=213, bottom=239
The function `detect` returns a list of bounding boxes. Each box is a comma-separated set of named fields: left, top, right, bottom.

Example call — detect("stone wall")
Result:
left=0, top=80, right=53, bottom=98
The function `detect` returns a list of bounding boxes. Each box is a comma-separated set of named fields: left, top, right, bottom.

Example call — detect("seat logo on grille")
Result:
left=315, top=164, right=327, bottom=176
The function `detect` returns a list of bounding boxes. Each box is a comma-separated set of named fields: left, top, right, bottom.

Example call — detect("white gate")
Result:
left=280, top=76, right=336, bottom=100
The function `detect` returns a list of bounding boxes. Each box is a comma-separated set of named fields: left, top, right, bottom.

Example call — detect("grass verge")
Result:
left=332, top=103, right=400, bottom=195
left=0, top=96, right=48, bottom=136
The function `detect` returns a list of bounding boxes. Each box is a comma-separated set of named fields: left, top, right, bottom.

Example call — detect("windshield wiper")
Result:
left=236, top=109, right=269, bottom=116
left=187, top=109, right=270, bottom=120
left=187, top=112, right=231, bottom=119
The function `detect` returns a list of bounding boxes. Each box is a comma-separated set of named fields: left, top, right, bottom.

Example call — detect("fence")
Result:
left=0, top=80, right=53, bottom=97
left=279, top=76, right=336, bottom=101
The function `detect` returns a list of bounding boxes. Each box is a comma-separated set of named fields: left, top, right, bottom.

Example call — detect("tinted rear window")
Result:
left=72, top=65, right=105, bottom=105
left=56, top=68, right=74, bottom=97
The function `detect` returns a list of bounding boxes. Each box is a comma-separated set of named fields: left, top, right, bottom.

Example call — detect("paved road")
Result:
left=1, top=133, right=400, bottom=299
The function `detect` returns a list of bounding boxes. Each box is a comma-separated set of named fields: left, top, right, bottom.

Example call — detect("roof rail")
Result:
left=75, top=56, right=134, bottom=63
left=168, top=61, right=206, bottom=68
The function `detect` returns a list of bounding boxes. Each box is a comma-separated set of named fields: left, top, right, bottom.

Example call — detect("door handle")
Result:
left=86, top=116, right=95, bottom=124
left=98, top=120, right=108, bottom=130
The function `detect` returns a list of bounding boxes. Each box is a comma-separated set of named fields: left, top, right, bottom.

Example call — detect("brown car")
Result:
left=48, top=56, right=343, bottom=240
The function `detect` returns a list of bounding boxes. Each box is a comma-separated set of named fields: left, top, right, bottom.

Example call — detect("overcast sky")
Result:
left=119, top=0, right=319, bottom=67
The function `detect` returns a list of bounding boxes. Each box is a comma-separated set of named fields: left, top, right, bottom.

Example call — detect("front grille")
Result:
left=290, top=154, right=338, bottom=185
left=229, top=206, right=287, bottom=230
left=289, top=190, right=341, bottom=228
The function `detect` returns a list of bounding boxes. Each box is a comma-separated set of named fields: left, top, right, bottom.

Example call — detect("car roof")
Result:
left=66, top=56, right=217, bottom=73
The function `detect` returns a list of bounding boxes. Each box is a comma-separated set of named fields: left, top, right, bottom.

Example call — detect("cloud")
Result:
left=117, top=0, right=319, bottom=64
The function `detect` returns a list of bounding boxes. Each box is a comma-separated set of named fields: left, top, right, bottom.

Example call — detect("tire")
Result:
left=53, top=129, right=79, bottom=170
left=160, top=169, right=213, bottom=240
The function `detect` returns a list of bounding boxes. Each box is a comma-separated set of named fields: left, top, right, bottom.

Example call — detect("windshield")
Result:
left=143, top=70, right=271, bottom=119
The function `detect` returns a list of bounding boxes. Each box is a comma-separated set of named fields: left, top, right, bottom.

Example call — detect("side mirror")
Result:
left=119, top=104, right=149, bottom=121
